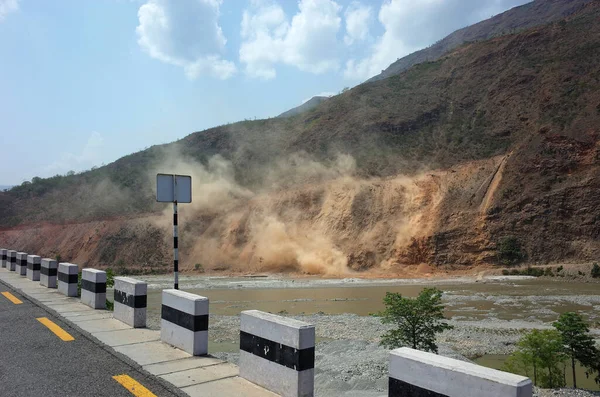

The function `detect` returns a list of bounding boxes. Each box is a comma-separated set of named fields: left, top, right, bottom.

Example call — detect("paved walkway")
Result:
left=0, top=268, right=277, bottom=397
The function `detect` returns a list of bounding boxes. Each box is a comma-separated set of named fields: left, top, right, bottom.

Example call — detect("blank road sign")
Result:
left=156, top=174, right=192, bottom=203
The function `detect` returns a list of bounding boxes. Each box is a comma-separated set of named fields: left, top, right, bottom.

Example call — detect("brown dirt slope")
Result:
left=1, top=3, right=600, bottom=273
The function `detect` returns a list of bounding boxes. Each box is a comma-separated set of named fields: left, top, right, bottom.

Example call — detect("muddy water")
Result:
left=144, top=277, right=600, bottom=323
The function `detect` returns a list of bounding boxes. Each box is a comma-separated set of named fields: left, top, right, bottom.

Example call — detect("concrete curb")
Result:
left=0, top=268, right=277, bottom=397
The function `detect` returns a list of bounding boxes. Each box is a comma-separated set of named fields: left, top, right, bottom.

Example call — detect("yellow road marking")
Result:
left=1, top=291, right=23, bottom=304
left=36, top=317, right=75, bottom=342
left=113, top=375, right=157, bottom=397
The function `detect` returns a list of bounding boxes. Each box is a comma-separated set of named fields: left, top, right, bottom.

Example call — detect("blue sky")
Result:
left=0, top=0, right=530, bottom=185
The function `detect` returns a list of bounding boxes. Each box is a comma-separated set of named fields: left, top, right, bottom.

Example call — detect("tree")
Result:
left=378, top=288, right=453, bottom=353
left=497, top=236, right=525, bottom=265
left=592, top=263, right=600, bottom=278
left=504, top=329, right=566, bottom=388
left=553, top=312, right=599, bottom=388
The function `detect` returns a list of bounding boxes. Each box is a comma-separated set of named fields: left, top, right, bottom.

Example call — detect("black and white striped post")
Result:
left=157, top=174, right=191, bottom=290
left=173, top=200, right=179, bottom=289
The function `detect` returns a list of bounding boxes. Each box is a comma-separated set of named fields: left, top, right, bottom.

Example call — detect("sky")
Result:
left=0, top=0, right=531, bottom=185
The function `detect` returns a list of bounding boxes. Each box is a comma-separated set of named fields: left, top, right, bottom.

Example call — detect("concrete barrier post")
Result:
left=239, top=310, right=315, bottom=397
left=16, top=252, right=28, bottom=276
left=160, top=289, right=208, bottom=355
left=58, top=263, right=79, bottom=297
left=1, top=249, right=7, bottom=268
left=27, top=255, right=42, bottom=281
left=81, top=269, right=106, bottom=309
left=40, top=258, right=58, bottom=288
left=114, top=277, right=147, bottom=328
left=389, top=348, right=532, bottom=397
left=8, top=250, right=17, bottom=271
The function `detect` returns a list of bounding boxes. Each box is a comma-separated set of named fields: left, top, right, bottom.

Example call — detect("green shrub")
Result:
left=592, top=263, right=600, bottom=278
left=497, top=236, right=525, bottom=265
left=194, top=263, right=205, bottom=273
left=502, top=269, right=510, bottom=276
left=544, top=267, right=554, bottom=277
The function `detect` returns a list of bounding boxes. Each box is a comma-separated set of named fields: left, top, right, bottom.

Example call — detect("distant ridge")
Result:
left=278, top=96, right=330, bottom=118
left=368, top=0, right=593, bottom=82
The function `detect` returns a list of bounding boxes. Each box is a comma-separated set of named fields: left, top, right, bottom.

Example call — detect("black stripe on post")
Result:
left=173, top=214, right=178, bottom=225
left=174, top=237, right=178, bottom=249
left=27, top=262, right=41, bottom=271
left=81, top=279, right=107, bottom=293
left=388, top=377, right=449, bottom=397
left=10, top=256, right=16, bottom=263
left=239, top=331, right=315, bottom=371
left=41, top=267, right=58, bottom=277
left=114, top=290, right=147, bottom=308
left=19, top=259, right=27, bottom=267
left=161, top=305, right=208, bottom=332
left=58, top=272, right=79, bottom=284
left=1, top=254, right=6, bottom=261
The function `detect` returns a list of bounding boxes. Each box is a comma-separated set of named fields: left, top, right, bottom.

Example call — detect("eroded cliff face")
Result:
left=5, top=147, right=597, bottom=276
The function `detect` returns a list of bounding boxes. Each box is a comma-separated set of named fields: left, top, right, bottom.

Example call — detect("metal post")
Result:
left=173, top=175, right=179, bottom=290
left=173, top=201, right=179, bottom=290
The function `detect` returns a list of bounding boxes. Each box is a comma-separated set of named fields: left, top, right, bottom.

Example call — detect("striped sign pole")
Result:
left=173, top=200, right=179, bottom=290
left=156, top=173, right=191, bottom=291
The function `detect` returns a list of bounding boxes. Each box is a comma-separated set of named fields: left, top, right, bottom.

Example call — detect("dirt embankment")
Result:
left=4, top=151, right=597, bottom=275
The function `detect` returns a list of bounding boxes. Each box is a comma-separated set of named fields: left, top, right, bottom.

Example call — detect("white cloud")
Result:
left=344, top=0, right=530, bottom=80
left=136, top=0, right=236, bottom=80
left=0, top=0, right=19, bottom=21
left=44, top=132, right=105, bottom=175
left=239, top=0, right=342, bottom=79
left=344, top=2, right=372, bottom=45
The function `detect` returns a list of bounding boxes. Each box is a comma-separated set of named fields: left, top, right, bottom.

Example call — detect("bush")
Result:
left=194, top=263, right=205, bottom=273
left=502, top=269, right=510, bottom=276
left=592, top=263, right=600, bottom=278
left=544, top=267, right=554, bottom=277
left=497, top=236, right=525, bottom=265
left=378, top=288, right=453, bottom=353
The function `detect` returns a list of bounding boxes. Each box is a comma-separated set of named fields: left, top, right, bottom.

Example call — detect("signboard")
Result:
left=156, top=174, right=192, bottom=203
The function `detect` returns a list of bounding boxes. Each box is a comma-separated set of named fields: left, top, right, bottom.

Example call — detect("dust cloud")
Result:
left=148, top=146, right=446, bottom=275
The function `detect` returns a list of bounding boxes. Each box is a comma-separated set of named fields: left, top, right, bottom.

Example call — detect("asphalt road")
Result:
left=0, top=282, right=183, bottom=397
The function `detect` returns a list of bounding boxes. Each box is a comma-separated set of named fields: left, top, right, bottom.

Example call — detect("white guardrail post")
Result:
left=239, top=310, right=315, bottom=397
left=388, top=348, right=532, bottom=397
left=57, top=263, right=79, bottom=297
left=160, top=289, right=209, bottom=355
left=113, top=277, right=147, bottom=328
left=27, top=255, right=41, bottom=281
left=40, top=258, right=58, bottom=288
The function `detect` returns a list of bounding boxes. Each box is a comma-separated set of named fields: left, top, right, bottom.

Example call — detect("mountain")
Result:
left=1, top=1, right=599, bottom=274
left=0, top=185, right=12, bottom=191
left=368, top=0, right=594, bottom=83
left=278, top=96, right=330, bottom=118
